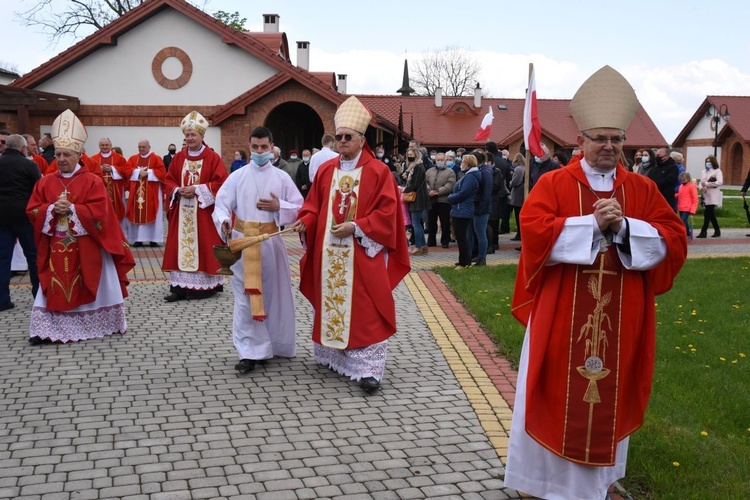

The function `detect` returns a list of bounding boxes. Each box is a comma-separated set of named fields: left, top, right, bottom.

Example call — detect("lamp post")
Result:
left=708, top=103, right=730, bottom=158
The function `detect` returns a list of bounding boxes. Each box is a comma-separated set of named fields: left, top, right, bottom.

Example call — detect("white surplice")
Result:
left=504, top=160, right=668, bottom=500
left=212, top=161, right=303, bottom=360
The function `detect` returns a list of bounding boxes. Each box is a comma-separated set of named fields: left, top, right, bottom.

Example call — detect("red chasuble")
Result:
left=298, top=146, right=411, bottom=349
left=125, top=153, right=166, bottom=224
left=26, top=164, right=135, bottom=311
left=91, top=151, right=130, bottom=221
left=31, top=154, right=48, bottom=174
left=161, top=144, right=227, bottom=276
left=511, top=158, right=687, bottom=466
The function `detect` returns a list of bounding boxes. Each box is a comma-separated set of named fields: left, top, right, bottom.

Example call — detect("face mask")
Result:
left=641, top=158, right=650, bottom=166
left=705, top=162, right=712, bottom=169
left=169, top=149, right=176, bottom=154
left=376, top=152, right=384, bottom=158
left=534, top=156, right=542, bottom=163
left=430, top=155, right=436, bottom=161
left=290, top=155, right=298, bottom=160
left=302, top=156, right=310, bottom=163
left=436, top=161, right=445, bottom=168
left=252, top=151, right=274, bottom=166
left=446, top=160, right=455, bottom=168
left=407, top=156, right=415, bottom=162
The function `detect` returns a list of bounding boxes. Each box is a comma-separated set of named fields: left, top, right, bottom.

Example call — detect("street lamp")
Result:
left=707, top=103, right=730, bottom=158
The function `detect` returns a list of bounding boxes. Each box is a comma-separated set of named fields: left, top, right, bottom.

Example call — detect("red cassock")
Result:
left=125, top=153, right=166, bottom=225
left=26, top=164, right=135, bottom=311
left=31, top=154, right=48, bottom=174
left=90, top=151, right=130, bottom=221
left=161, top=145, right=228, bottom=275
left=511, top=158, right=687, bottom=466
left=298, top=147, right=411, bottom=349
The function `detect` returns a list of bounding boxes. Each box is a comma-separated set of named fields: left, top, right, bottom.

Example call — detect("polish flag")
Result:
left=473, top=106, right=494, bottom=142
left=523, top=66, right=544, bottom=157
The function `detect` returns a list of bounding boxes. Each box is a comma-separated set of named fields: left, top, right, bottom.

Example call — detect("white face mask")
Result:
left=290, top=155, right=298, bottom=160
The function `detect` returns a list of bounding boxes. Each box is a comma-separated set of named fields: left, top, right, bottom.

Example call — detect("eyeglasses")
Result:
left=581, top=131, right=626, bottom=146
left=335, top=133, right=361, bottom=142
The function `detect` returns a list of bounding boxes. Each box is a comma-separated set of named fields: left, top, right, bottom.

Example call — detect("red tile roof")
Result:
left=358, top=95, right=665, bottom=149
left=673, top=96, right=750, bottom=146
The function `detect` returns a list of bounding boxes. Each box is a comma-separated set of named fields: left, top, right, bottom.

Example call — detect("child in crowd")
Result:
left=675, top=171, right=698, bottom=240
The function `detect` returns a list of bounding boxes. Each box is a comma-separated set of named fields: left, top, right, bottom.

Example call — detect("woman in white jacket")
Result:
left=697, top=155, right=723, bottom=238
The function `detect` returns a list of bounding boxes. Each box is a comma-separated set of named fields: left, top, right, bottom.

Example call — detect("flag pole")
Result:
left=524, top=63, right=533, bottom=200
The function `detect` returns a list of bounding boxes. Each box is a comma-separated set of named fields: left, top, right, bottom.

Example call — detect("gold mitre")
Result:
left=181, top=110, right=208, bottom=135
left=334, top=96, right=372, bottom=134
left=51, top=109, right=87, bottom=154
left=569, top=65, right=639, bottom=132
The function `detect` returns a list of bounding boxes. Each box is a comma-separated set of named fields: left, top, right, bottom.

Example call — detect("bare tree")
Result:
left=15, top=0, right=208, bottom=43
left=412, top=45, right=482, bottom=97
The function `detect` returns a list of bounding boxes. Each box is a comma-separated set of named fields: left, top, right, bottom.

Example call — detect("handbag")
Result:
left=402, top=191, right=416, bottom=203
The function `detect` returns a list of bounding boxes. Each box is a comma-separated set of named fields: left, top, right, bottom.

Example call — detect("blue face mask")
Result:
left=705, top=162, right=712, bottom=169
left=446, top=161, right=455, bottom=168
left=376, top=152, right=384, bottom=158
left=252, top=151, right=274, bottom=166
left=641, top=158, right=650, bottom=166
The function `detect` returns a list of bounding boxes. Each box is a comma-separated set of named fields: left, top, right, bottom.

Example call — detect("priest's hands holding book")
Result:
left=593, top=198, right=623, bottom=234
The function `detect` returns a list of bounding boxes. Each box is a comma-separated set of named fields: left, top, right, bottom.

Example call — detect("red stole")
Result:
left=92, top=152, right=128, bottom=221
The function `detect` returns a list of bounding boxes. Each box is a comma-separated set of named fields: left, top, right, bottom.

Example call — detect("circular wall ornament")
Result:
left=152, top=47, right=193, bottom=89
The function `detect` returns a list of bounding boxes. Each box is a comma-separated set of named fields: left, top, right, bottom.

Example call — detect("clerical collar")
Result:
left=187, top=144, right=206, bottom=157
left=339, top=151, right=362, bottom=171
left=100, top=151, right=112, bottom=158
left=140, top=152, right=151, bottom=158
left=581, top=158, right=616, bottom=191
left=60, top=165, right=81, bottom=178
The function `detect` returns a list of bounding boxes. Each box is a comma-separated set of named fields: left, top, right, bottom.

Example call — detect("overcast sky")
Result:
left=3, top=0, right=749, bottom=143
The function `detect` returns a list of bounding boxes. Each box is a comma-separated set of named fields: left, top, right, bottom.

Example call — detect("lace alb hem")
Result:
left=353, top=223, right=384, bottom=258
left=30, top=303, right=127, bottom=343
left=314, top=340, right=388, bottom=381
left=169, top=271, right=225, bottom=290
left=194, top=184, right=215, bottom=209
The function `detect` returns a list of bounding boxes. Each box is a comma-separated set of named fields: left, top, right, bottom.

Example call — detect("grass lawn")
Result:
left=693, top=196, right=750, bottom=230
left=436, top=258, right=750, bottom=499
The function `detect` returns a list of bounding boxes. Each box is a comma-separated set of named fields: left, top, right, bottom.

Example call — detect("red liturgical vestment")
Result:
left=91, top=151, right=130, bottom=221
left=125, top=153, right=166, bottom=224
left=511, top=159, right=687, bottom=465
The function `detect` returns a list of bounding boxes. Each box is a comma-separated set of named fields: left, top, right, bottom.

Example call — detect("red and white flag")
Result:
left=523, top=66, right=544, bottom=157
left=473, top=106, right=494, bottom=142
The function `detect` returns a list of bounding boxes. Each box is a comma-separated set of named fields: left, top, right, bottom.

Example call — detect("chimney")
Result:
left=263, top=13, right=279, bottom=33
left=296, top=41, right=310, bottom=71
left=435, top=87, right=442, bottom=107
left=337, top=74, right=347, bottom=94
left=474, top=82, right=482, bottom=108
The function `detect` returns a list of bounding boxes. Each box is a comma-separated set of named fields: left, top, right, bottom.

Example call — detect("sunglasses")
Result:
left=335, top=133, right=360, bottom=142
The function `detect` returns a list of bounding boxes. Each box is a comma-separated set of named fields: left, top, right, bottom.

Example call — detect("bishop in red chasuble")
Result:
left=296, top=96, right=410, bottom=395
left=504, top=67, right=687, bottom=500
left=90, top=138, right=130, bottom=221
left=26, top=110, right=134, bottom=344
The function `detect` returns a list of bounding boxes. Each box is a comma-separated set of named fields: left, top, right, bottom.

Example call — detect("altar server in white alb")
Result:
left=213, top=126, right=303, bottom=374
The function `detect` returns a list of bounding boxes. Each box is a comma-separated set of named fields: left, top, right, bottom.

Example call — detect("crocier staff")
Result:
left=505, top=66, right=687, bottom=499
left=26, top=109, right=135, bottom=344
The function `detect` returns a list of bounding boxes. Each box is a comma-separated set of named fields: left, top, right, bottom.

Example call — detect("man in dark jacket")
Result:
left=486, top=142, right=513, bottom=244
left=0, top=134, right=42, bottom=311
left=470, top=149, right=493, bottom=266
left=529, top=144, right=561, bottom=191
left=647, top=147, right=679, bottom=211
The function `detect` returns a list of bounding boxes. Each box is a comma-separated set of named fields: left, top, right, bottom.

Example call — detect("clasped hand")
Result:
left=53, top=198, right=72, bottom=216
left=593, top=198, right=623, bottom=234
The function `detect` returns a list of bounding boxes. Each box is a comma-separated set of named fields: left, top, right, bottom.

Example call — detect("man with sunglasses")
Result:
left=506, top=66, right=687, bottom=500
left=294, top=96, right=410, bottom=394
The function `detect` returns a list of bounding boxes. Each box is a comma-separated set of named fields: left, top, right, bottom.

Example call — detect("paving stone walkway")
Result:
left=1, top=229, right=748, bottom=499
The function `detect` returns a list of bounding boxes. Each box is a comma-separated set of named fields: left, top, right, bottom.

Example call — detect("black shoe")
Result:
left=471, top=256, right=480, bottom=263
left=427, top=243, right=437, bottom=247
left=235, top=359, right=256, bottom=373
left=474, top=258, right=486, bottom=266
left=486, top=248, right=495, bottom=254
left=0, top=302, right=15, bottom=312
left=360, top=377, right=380, bottom=394
left=441, top=243, right=449, bottom=249
left=164, top=292, right=186, bottom=302
left=29, top=336, right=52, bottom=345
left=132, top=242, right=143, bottom=247
left=696, top=233, right=707, bottom=239
left=510, top=235, right=521, bottom=241
left=515, top=246, right=522, bottom=252
left=711, top=232, right=721, bottom=238
left=150, top=242, right=160, bottom=247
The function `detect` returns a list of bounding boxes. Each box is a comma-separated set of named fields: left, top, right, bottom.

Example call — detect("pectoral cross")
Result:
left=598, top=230, right=614, bottom=254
